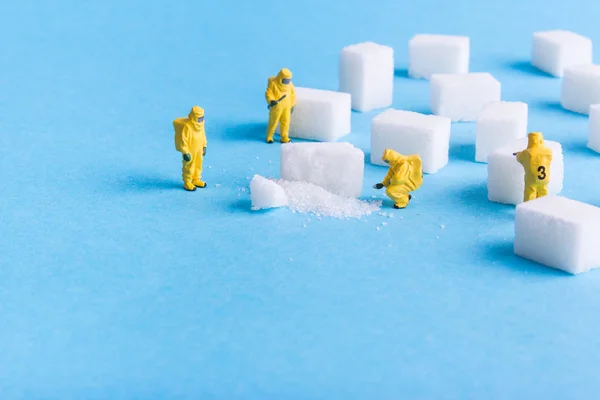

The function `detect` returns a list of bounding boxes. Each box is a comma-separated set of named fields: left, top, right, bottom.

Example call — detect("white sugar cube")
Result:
left=284, top=87, right=351, bottom=142
left=280, top=142, right=364, bottom=197
left=587, top=104, right=600, bottom=153
left=487, top=138, right=563, bottom=205
left=476, top=101, right=528, bottom=163
left=560, top=64, right=600, bottom=115
left=515, top=196, right=600, bottom=274
left=250, top=175, right=289, bottom=210
left=370, top=109, right=451, bottom=174
left=339, top=42, right=394, bottom=112
left=408, top=34, right=469, bottom=80
left=431, top=73, right=501, bottom=122
left=532, top=30, right=593, bottom=77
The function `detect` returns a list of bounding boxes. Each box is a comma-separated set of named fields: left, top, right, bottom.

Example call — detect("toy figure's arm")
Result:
left=291, top=83, right=296, bottom=106
left=515, top=151, right=525, bottom=164
left=180, top=125, right=191, bottom=156
left=265, top=80, right=276, bottom=104
left=382, top=166, right=395, bottom=187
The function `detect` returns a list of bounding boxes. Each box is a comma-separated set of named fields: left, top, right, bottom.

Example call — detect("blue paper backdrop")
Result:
left=2, top=0, right=600, bottom=398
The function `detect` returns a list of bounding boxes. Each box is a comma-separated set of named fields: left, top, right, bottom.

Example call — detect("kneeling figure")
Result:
left=374, top=149, right=423, bottom=209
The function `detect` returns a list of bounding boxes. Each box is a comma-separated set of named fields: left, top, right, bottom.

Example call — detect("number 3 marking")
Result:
left=537, top=166, right=546, bottom=180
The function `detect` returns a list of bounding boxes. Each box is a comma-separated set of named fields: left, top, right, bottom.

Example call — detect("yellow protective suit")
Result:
left=516, top=132, right=552, bottom=202
left=265, top=68, right=296, bottom=143
left=173, top=106, right=207, bottom=191
left=381, top=149, right=423, bottom=209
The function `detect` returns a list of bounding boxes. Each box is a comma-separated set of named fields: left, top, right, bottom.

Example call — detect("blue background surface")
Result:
left=2, top=0, right=600, bottom=398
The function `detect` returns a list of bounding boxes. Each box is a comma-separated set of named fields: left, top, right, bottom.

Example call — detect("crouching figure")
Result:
left=374, top=149, right=423, bottom=209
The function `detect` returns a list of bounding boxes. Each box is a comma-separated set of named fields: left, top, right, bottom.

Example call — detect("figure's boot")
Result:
left=184, top=181, right=196, bottom=191
left=393, top=194, right=410, bottom=209
left=193, top=179, right=207, bottom=188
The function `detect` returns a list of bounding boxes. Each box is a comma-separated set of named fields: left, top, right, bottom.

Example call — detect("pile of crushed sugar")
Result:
left=274, top=178, right=381, bottom=219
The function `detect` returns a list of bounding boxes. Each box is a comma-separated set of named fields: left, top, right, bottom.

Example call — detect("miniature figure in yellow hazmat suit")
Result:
left=373, top=149, right=423, bottom=209
left=265, top=68, right=296, bottom=143
left=173, top=106, right=207, bottom=191
left=514, top=131, right=553, bottom=202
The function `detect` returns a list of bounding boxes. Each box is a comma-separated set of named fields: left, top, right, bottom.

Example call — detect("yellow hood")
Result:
left=382, top=148, right=404, bottom=164
left=527, top=131, right=544, bottom=148
left=275, top=68, right=293, bottom=92
left=189, top=106, right=205, bottom=130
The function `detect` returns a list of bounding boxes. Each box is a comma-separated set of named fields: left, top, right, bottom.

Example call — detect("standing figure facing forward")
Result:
left=265, top=68, right=296, bottom=144
left=514, top=131, right=552, bottom=202
left=374, top=149, right=423, bottom=209
left=173, top=106, right=207, bottom=191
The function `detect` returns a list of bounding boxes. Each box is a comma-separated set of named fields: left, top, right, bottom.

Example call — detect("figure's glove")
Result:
left=183, top=153, right=192, bottom=162
left=203, top=147, right=207, bottom=156
left=269, top=100, right=278, bottom=107
left=373, top=183, right=384, bottom=189
left=512, top=152, right=518, bottom=156
left=291, top=106, right=295, bottom=114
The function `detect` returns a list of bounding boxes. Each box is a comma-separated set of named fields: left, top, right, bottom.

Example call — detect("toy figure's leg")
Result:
left=182, top=156, right=196, bottom=191
left=536, top=185, right=549, bottom=199
left=279, top=107, right=292, bottom=143
left=523, top=185, right=536, bottom=202
left=386, top=185, right=410, bottom=209
left=266, top=107, right=282, bottom=143
left=192, top=151, right=206, bottom=188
